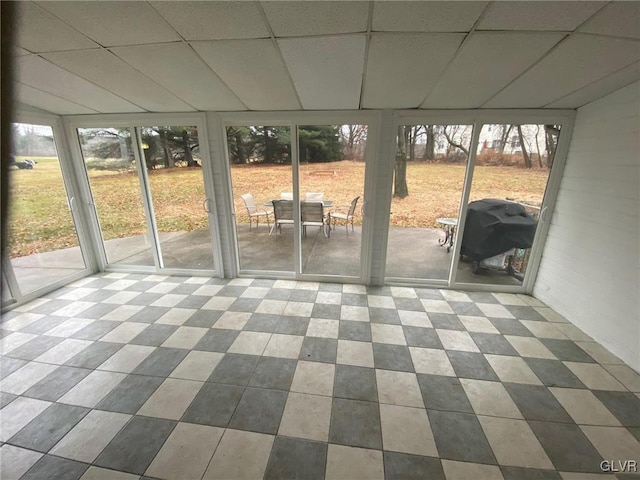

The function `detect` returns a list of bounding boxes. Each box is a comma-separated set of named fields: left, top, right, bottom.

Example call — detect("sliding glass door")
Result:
left=75, top=121, right=218, bottom=273
left=6, top=122, right=87, bottom=296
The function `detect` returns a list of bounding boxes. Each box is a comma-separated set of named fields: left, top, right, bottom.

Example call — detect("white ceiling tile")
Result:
left=42, top=49, right=193, bottom=112
left=111, top=43, right=246, bottom=111
left=580, top=2, right=640, bottom=39
left=38, top=1, right=180, bottom=47
left=151, top=1, right=269, bottom=40
left=478, top=1, right=606, bottom=31
left=15, top=55, right=143, bottom=113
left=372, top=1, right=487, bottom=32
left=15, top=2, right=99, bottom=52
left=13, top=47, right=31, bottom=57
left=191, top=39, right=301, bottom=110
left=546, top=61, right=640, bottom=108
left=278, top=35, right=366, bottom=110
left=362, top=33, right=465, bottom=108
left=423, top=32, right=564, bottom=108
left=14, top=83, right=99, bottom=115
left=262, top=1, right=368, bottom=37
left=485, top=34, right=640, bottom=108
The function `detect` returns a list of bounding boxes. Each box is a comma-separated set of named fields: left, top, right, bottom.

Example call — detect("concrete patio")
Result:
left=6, top=225, right=520, bottom=296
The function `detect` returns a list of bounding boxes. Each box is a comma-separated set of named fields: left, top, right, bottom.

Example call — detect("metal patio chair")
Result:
left=240, top=193, right=272, bottom=231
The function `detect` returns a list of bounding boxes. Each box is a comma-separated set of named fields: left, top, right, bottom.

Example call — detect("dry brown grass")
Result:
left=9, top=158, right=550, bottom=257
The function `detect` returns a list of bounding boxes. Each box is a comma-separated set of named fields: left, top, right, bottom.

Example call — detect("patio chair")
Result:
left=301, top=201, right=329, bottom=238
left=271, top=199, right=295, bottom=235
left=280, top=192, right=293, bottom=200
left=331, top=196, right=360, bottom=235
left=305, top=192, right=324, bottom=202
left=240, top=193, right=272, bottom=231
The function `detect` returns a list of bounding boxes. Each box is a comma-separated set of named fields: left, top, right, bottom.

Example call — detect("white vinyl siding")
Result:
left=534, top=82, right=640, bottom=371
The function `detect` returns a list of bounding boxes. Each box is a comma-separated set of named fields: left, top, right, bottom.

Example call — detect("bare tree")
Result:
left=545, top=125, right=560, bottom=167
left=497, top=124, right=513, bottom=154
left=442, top=125, right=469, bottom=157
left=422, top=125, right=435, bottom=160
left=516, top=125, right=532, bottom=168
left=340, top=124, right=367, bottom=160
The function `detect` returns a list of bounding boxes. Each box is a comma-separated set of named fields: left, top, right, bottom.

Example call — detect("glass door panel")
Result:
left=385, top=124, right=472, bottom=281
left=77, top=127, right=154, bottom=267
left=139, top=126, right=214, bottom=270
left=298, top=124, right=366, bottom=277
left=7, top=123, right=86, bottom=294
left=226, top=126, right=293, bottom=272
left=455, top=123, right=561, bottom=286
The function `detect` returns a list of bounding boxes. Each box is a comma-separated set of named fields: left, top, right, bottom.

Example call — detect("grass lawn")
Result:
left=7, top=158, right=550, bottom=258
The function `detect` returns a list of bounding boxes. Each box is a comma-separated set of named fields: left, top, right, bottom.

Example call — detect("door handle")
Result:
left=203, top=198, right=211, bottom=213
left=539, top=206, right=548, bottom=222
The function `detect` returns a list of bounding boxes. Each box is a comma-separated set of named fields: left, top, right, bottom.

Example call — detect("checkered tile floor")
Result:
left=1, top=273, right=639, bottom=480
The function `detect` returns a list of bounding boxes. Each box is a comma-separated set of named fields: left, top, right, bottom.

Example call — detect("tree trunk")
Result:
left=182, top=130, right=196, bottom=166
left=408, top=126, right=417, bottom=161
left=535, top=126, right=543, bottom=168
left=159, top=129, right=174, bottom=167
left=422, top=125, right=435, bottom=160
left=498, top=125, right=513, bottom=154
left=234, top=131, right=246, bottom=164
left=263, top=127, right=272, bottom=163
left=544, top=125, right=560, bottom=167
left=394, top=126, right=409, bottom=198
left=517, top=125, right=531, bottom=168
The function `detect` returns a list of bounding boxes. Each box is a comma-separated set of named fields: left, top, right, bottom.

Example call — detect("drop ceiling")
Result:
left=11, top=1, right=640, bottom=115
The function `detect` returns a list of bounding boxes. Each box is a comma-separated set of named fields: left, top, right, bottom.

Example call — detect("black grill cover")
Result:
left=460, top=199, right=537, bottom=261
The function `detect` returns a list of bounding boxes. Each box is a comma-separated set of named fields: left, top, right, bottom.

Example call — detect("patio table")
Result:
left=436, top=217, right=457, bottom=252
left=264, top=200, right=333, bottom=207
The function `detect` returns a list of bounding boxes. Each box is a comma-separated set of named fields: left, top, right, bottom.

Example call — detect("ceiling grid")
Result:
left=11, top=0, right=640, bottom=114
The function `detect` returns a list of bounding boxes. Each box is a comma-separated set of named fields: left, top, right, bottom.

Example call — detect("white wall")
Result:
left=534, top=82, right=640, bottom=371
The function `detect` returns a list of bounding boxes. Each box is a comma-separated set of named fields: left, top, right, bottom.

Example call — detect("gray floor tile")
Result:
left=76, top=303, right=119, bottom=319
left=127, top=306, right=170, bottom=323
left=208, top=353, right=260, bottom=385
left=341, top=293, right=368, bottom=306
left=172, top=286, right=204, bottom=298
left=218, top=286, right=246, bottom=297
left=524, top=358, right=586, bottom=388
left=82, top=289, right=117, bottom=302
left=229, top=297, right=261, bottom=313
left=299, top=337, right=338, bottom=364
left=369, top=307, right=401, bottom=324
left=449, top=301, right=484, bottom=316
left=124, top=280, right=157, bottom=292
left=311, top=303, right=341, bottom=320
left=373, top=344, right=414, bottom=372
left=70, top=320, right=118, bottom=341
left=505, top=383, right=573, bottom=423
left=21, top=455, right=88, bottom=480
left=0, top=356, right=27, bottom=379
left=415, top=289, right=445, bottom=300
left=366, top=286, right=392, bottom=296
left=539, top=339, right=596, bottom=363
left=130, top=324, right=179, bottom=346
left=9, top=403, right=89, bottom=452
left=329, top=398, right=382, bottom=449
left=6, top=335, right=64, bottom=360
left=265, top=436, right=327, bottom=480
left=469, top=332, right=519, bottom=355
left=489, top=318, right=534, bottom=337
left=393, top=297, right=425, bottom=312
left=529, top=421, right=603, bottom=472
left=229, top=387, right=287, bottom=434
left=466, top=292, right=499, bottom=303
left=429, top=313, right=465, bottom=331
left=333, top=365, right=378, bottom=402
left=249, top=357, right=297, bottom=391
left=505, top=305, right=546, bottom=321
left=23, top=366, right=91, bottom=401
left=183, top=309, right=223, bottom=328
left=274, top=316, right=310, bottom=336
left=592, top=391, right=640, bottom=427
left=446, top=351, right=499, bottom=381
left=338, top=320, right=372, bottom=342
left=629, top=427, right=640, bottom=443
left=126, top=293, right=163, bottom=306
left=1, top=392, right=17, bottom=408
left=403, top=326, right=443, bottom=349
left=28, top=299, right=74, bottom=315
left=383, top=451, right=445, bottom=480
left=253, top=279, right=276, bottom=288
left=318, top=282, right=342, bottom=292
left=181, top=382, right=245, bottom=427
left=290, top=290, right=317, bottom=303
left=64, top=342, right=122, bottom=369
left=265, top=288, right=293, bottom=301
left=96, top=374, right=164, bottom=414
left=417, top=374, right=473, bottom=413
left=194, top=329, right=240, bottom=352
left=94, top=416, right=176, bottom=474
left=244, top=313, right=281, bottom=332
left=500, top=466, right=562, bottom=479
left=132, top=347, right=187, bottom=377
left=428, top=409, right=496, bottom=464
